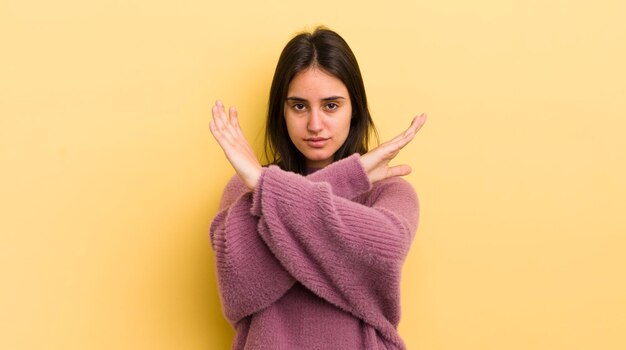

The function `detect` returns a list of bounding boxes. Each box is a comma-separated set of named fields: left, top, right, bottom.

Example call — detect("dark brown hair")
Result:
left=263, top=26, right=378, bottom=174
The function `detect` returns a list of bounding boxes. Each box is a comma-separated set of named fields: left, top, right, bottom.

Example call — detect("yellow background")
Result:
left=1, top=0, right=625, bottom=349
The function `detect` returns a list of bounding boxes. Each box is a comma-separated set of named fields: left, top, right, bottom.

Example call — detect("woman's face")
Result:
left=284, top=67, right=352, bottom=169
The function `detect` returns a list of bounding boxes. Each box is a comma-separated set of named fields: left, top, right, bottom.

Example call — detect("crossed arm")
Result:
left=208, top=99, right=426, bottom=338
left=210, top=154, right=418, bottom=334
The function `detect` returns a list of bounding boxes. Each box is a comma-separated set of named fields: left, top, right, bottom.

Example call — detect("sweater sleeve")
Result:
left=249, top=154, right=419, bottom=347
left=209, top=175, right=296, bottom=325
left=304, top=153, right=373, bottom=200
left=208, top=155, right=377, bottom=325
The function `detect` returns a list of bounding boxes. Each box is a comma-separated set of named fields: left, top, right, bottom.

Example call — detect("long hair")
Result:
left=263, top=26, right=378, bottom=175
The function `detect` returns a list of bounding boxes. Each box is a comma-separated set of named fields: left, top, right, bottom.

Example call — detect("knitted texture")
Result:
left=209, top=153, right=419, bottom=349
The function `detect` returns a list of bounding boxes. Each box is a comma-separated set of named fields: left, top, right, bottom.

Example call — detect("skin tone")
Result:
left=209, top=71, right=427, bottom=190
left=284, top=67, right=353, bottom=169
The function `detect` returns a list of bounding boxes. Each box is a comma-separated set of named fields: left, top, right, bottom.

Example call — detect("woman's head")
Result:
left=264, top=26, right=378, bottom=174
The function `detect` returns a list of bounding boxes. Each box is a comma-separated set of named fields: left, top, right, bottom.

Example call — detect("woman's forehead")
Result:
left=287, top=68, right=349, bottom=100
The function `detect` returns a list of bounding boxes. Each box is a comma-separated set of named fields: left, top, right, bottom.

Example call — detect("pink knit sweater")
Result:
left=209, top=153, right=419, bottom=349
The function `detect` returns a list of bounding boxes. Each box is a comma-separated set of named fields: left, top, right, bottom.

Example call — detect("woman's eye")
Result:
left=293, top=103, right=306, bottom=111
left=326, top=103, right=338, bottom=110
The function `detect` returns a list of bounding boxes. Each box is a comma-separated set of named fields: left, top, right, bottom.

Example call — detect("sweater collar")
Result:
left=305, top=167, right=322, bottom=175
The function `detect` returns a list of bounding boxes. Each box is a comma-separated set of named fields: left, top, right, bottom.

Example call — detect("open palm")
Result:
left=359, top=113, right=427, bottom=184
left=209, top=99, right=262, bottom=190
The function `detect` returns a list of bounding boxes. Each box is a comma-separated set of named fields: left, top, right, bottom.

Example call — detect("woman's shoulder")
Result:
left=224, top=173, right=246, bottom=190
left=217, top=174, right=250, bottom=210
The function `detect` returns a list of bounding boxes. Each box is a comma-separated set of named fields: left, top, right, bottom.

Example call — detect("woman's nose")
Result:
left=307, top=110, right=324, bottom=133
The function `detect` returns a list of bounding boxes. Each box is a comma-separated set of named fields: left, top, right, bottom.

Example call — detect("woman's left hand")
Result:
left=209, top=99, right=262, bottom=190
left=359, top=112, right=427, bottom=184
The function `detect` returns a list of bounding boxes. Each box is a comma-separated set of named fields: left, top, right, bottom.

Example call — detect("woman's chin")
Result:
left=303, top=151, right=332, bottom=162
left=302, top=152, right=333, bottom=168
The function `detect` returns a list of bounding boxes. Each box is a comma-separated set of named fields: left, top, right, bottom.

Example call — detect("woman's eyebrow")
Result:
left=321, top=96, right=346, bottom=101
left=286, top=96, right=346, bottom=102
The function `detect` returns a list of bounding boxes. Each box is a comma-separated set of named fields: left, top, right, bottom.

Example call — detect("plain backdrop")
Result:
left=1, top=0, right=625, bottom=349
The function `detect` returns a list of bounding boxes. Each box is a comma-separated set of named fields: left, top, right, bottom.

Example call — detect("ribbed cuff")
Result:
left=305, top=153, right=372, bottom=199
left=250, top=167, right=268, bottom=217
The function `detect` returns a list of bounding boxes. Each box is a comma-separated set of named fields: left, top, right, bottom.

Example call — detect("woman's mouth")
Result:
left=305, top=137, right=329, bottom=148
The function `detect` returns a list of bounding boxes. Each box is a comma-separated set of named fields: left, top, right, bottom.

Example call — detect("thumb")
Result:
left=386, top=164, right=412, bottom=178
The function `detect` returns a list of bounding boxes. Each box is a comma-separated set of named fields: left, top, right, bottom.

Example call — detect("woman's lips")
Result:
left=305, top=138, right=329, bottom=148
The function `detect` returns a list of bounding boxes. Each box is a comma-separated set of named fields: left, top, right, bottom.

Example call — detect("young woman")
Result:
left=209, top=27, right=427, bottom=350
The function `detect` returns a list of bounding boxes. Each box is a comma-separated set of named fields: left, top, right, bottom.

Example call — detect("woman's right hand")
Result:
left=209, top=99, right=262, bottom=190
left=359, top=113, right=427, bottom=184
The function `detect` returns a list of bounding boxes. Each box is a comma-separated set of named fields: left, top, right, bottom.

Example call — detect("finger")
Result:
left=212, top=105, right=239, bottom=145
left=391, top=113, right=427, bottom=149
left=404, top=113, right=427, bottom=137
left=371, top=133, right=412, bottom=162
left=214, top=100, right=238, bottom=139
left=229, top=106, right=244, bottom=138
left=209, top=119, right=229, bottom=149
left=220, top=105, right=240, bottom=139
left=214, top=100, right=223, bottom=120
left=382, top=113, right=424, bottom=146
left=209, top=120, right=216, bottom=135
left=403, top=116, right=418, bottom=136
left=385, top=119, right=414, bottom=144
left=387, top=164, right=412, bottom=178
left=384, top=127, right=416, bottom=153
left=209, top=117, right=228, bottom=142
left=376, top=127, right=421, bottom=161
left=212, top=104, right=226, bottom=131
left=217, top=100, right=229, bottom=126
left=214, top=99, right=228, bottom=129
left=229, top=106, right=237, bottom=127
